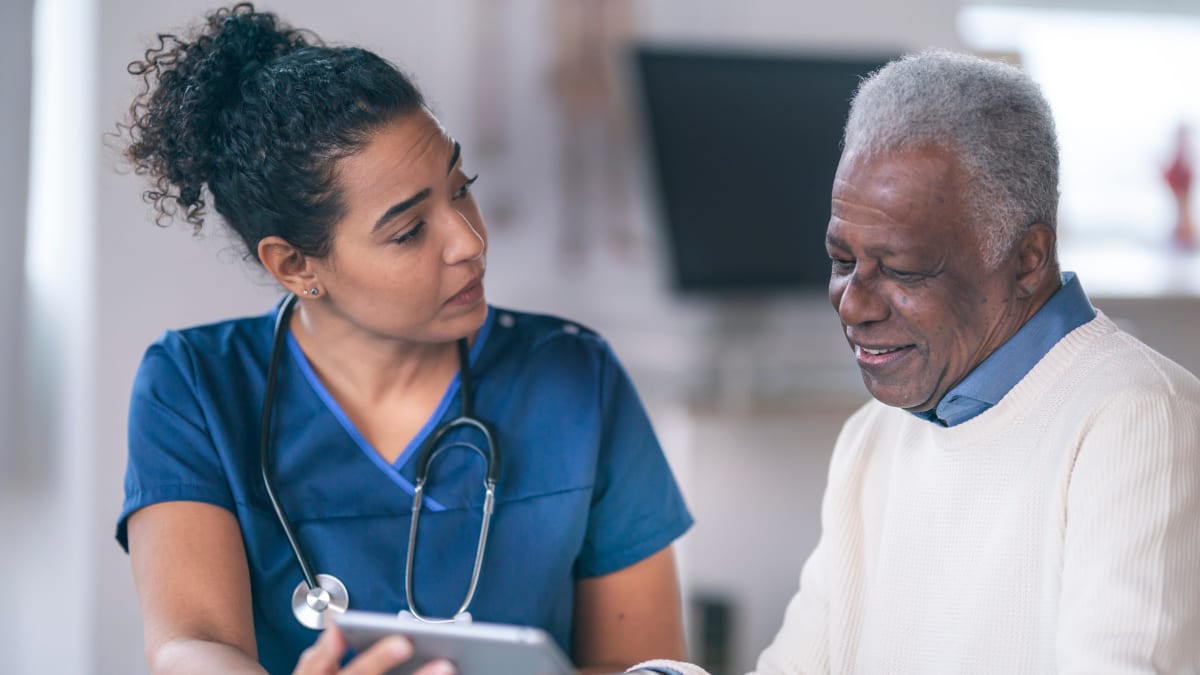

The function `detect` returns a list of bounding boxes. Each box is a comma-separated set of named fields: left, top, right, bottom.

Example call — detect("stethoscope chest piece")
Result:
left=291, top=574, right=350, bottom=629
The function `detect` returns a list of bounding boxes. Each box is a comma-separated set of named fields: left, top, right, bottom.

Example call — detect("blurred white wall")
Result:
left=0, top=1, right=33, bottom=478
left=0, top=1, right=39, bottom=670
left=3, top=1, right=1198, bottom=674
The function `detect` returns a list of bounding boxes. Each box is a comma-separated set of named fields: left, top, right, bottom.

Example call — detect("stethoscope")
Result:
left=260, top=293, right=500, bottom=630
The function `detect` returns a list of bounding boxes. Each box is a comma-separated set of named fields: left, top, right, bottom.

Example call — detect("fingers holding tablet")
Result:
left=333, top=610, right=576, bottom=675
left=293, top=619, right=457, bottom=675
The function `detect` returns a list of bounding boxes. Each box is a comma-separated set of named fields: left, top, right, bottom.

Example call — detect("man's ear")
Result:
left=1014, top=223, right=1057, bottom=299
left=258, top=235, right=320, bottom=297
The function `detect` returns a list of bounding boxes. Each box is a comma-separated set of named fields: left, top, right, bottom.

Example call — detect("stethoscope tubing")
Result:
left=261, top=293, right=322, bottom=591
left=261, top=293, right=499, bottom=628
left=404, top=337, right=500, bottom=622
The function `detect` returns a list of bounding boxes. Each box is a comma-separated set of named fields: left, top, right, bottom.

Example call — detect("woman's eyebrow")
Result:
left=372, top=141, right=462, bottom=233
left=372, top=188, right=431, bottom=233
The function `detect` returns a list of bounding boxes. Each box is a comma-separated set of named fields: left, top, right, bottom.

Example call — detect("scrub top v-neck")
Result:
left=283, top=310, right=497, bottom=510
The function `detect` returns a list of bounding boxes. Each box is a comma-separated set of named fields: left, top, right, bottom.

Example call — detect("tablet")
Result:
left=334, top=610, right=578, bottom=675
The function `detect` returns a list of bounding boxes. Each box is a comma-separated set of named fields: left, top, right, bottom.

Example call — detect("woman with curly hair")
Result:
left=114, top=5, right=692, bottom=674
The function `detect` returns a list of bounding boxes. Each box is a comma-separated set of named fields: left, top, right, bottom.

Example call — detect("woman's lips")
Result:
left=446, top=278, right=484, bottom=306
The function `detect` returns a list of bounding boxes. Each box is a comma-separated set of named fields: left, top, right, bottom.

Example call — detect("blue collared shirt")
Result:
left=914, top=272, right=1096, bottom=427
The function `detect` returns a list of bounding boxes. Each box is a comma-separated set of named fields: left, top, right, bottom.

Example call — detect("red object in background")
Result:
left=1164, top=125, right=1196, bottom=249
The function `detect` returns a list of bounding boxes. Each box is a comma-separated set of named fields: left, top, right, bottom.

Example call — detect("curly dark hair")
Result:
left=121, top=3, right=425, bottom=259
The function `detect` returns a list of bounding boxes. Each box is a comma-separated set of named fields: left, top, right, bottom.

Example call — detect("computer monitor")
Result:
left=634, top=47, right=897, bottom=293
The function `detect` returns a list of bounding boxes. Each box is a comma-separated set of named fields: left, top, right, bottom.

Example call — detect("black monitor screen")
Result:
left=634, top=48, right=896, bottom=293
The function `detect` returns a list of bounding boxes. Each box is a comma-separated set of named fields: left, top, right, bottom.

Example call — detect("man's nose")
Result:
left=833, top=271, right=888, bottom=326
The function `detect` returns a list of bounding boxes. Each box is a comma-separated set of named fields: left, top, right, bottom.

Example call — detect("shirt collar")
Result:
left=914, top=271, right=1096, bottom=427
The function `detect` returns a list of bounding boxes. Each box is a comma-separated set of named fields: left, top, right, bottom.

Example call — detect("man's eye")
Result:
left=830, top=257, right=855, bottom=272
left=453, top=174, right=479, bottom=200
left=883, top=266, right=924, bottom=282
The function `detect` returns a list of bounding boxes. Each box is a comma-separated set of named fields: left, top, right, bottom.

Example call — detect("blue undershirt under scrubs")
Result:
left=116, top=302, right=693, bottom=674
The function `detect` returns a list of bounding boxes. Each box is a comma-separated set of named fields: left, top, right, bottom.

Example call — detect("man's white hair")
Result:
left=843, top=49, right=1060, bottom=267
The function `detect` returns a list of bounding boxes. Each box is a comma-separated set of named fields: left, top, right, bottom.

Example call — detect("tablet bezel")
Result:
left=333, top=610, right=578, bottom=675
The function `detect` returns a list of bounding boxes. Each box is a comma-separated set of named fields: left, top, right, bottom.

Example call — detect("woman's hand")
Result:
left=294, top=620, right=455, bottom=675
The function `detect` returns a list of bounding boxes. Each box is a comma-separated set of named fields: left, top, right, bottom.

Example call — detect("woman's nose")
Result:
left=443, top=209, right=485, bottom=265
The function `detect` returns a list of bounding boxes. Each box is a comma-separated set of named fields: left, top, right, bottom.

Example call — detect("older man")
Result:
left=630, top=49, right=1200, bottom=675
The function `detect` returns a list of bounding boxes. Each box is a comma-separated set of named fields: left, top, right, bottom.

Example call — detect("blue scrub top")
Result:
left=116, top=303, right=693, bottom=674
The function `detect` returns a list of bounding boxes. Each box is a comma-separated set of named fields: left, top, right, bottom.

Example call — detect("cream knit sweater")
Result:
left=744, top=314, right=1200, bottom=674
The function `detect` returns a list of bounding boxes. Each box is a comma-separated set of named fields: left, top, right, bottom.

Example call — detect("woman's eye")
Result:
left=453, top=174, right=479, bottom=201
left=393, top=222, right=425, bottom=246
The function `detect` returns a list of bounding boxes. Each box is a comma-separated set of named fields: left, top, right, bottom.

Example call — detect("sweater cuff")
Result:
left=627, top=659, right=711, bottom=675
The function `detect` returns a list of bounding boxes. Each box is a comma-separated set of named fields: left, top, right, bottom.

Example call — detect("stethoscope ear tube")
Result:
left=412, top=338, right=500, bottom=485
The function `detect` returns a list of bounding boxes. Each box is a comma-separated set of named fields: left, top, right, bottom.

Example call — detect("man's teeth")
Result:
left=861, top=346, right=900, bottom=355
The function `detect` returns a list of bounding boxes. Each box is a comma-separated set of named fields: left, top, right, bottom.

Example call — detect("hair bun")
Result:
left=203, top=4, right=313, bottom=102
left=122, top=3, right=314, bottom=228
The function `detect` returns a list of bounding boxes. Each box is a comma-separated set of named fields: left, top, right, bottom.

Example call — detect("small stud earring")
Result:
left=308, top=287, right=319, bottom=297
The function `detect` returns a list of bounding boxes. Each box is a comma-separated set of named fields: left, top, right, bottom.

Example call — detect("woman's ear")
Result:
left=258, top=236, right=320, bottom=297
left=1014, top=223, right=1058, bottom=300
